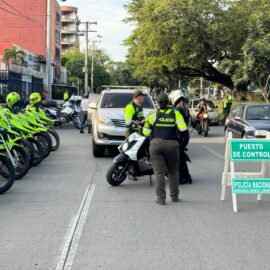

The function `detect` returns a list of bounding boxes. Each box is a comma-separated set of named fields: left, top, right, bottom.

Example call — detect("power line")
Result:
left=0, top=6, right=25, bottom=18
left=0, top=0, right=43, bottom=27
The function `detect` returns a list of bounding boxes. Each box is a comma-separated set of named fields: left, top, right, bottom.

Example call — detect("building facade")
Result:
left=0, top=43, right=45, bottom=98
left=0, top=0, right=62, bottom=83
left=61, top=6, right=80, bottom=53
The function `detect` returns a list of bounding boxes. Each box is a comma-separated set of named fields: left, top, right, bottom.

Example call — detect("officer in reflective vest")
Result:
left=64, top=90, right=69, bottom=102
left=124, top=89, right=145, bottom=137
left=143, top=93, right=189, bottom=205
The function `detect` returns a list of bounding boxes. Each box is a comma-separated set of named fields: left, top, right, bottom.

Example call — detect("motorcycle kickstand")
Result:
left=149, top=174, right=153, bottom=186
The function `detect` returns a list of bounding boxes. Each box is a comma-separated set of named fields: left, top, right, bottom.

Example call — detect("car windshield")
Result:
left=100, top=93, right=154, bottom=109
left=246, top=105, right=270, bottom=120
left=193, top=100, right=215, bottom=109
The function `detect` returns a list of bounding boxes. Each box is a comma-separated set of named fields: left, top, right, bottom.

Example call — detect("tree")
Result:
left=106, top=61, right=141, bottom=86
left=125, top=0, right=270, bottom=92
left=236, top=0, right=270, bottom=100
left=61, top=49, right=112, bottom=92
left=3, top=45, right=24, bottom=69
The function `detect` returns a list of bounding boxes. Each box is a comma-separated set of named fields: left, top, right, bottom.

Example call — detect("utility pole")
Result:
left=46, top=0, right=52, bottom=100
left=200, top=77, right=203, bottom=98
left=84, top=22, right=89, bottom=95
left=91, top=41, right=95, bottom=93
left=90, top=38, right=102, bottom=93
left=80, top=21, right=97, bottom=95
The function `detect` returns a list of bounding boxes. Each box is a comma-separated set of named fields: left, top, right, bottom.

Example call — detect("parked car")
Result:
left=87, top=93, right=99, bottom=127
left=225, top=104, right=270, bottom=138
left=90, top=89, right=155, bottom=157
left=189, top=99, right=219, bottom=125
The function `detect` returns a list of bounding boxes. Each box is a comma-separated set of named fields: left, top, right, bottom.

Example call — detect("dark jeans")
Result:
left=80, top=111, right=87, bottom=132
left=179, top=151, right=191, bottom=182
left=150, top=139, right=180, bottom=201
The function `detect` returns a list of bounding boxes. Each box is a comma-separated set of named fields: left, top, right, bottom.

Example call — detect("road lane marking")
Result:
left=56, top=184, right=96, bottom=270
left=201, top=145, right=225, bottom=160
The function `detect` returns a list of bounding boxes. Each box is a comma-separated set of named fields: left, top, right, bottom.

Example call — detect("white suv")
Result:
left=90, top=89, right=155, bottom=157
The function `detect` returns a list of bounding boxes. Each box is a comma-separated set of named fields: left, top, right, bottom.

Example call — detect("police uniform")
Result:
left=143, top=95, right=188, bottom=204
left=124, top=90, right=145, bottom=137
left=64, top=91, right=69, bottom=102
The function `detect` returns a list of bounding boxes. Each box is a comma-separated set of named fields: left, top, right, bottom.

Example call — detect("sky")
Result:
left=61, top=0, right=133, bottom=61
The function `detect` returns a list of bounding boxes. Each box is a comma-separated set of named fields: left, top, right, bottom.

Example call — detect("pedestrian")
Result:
left=124, top=89, right=145, bottom=137
left=143, top=93, right=190, bottom=205
left=80, top=93, right=89, bottom=134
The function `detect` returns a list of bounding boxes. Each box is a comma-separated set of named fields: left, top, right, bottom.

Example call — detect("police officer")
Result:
left=26, top=92, right=42, bottom=112
left=143, top=93, right=189, bottom=205
left=6, top=92, right=22, bottom=113
left=64, top=90, right=69, bottom=102
left=173, top=95, right=192, bottom=185
left=124, top=89, right=145, bottom=137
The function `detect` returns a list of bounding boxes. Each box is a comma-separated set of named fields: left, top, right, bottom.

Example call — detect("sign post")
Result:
left=221, top=132, right=270, bottom=212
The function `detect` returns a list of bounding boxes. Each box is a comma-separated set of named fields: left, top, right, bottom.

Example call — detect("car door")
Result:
left=233, top=105, right=245, bottom=137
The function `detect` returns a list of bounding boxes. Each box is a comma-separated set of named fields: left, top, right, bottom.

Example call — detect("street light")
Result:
left=91, top=35, right=102, bottom=93
left=46, top=0, right=66, bottom=101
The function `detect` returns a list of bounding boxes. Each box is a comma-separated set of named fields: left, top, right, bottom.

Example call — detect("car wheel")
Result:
left=92, top=138, right=105, bottom=157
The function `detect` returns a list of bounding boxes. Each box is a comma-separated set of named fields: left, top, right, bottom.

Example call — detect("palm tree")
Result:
left=3, top=46, right=25, bottom=69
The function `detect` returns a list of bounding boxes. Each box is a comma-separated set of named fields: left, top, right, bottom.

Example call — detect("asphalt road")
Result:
left=0, top=126, right=270, bottom=270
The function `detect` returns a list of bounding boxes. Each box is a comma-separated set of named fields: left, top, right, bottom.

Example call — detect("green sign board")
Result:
left=232, top=178, right=270, bottom=194
left=230, top=140, right=270, bottom=161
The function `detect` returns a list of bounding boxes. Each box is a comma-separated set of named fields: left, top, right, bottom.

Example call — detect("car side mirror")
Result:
left=235, top=116, right=242, bottom=121
left=89, top=102, right=97, bottom=109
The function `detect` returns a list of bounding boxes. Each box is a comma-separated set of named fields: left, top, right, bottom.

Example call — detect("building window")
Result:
left=56, top=12, right=61, bottom=26
left=55, top=47, right=60, bottom=61
left=55, top=30, right=61, bottom=42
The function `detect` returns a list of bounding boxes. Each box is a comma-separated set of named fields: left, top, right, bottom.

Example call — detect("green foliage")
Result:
left=125, top=0, right=270, bottom=93
left=3, top=45, right=25, bottom=68
left=106, top=61, right=140, bottom=86
left=61, top=49, right=111, bottom=92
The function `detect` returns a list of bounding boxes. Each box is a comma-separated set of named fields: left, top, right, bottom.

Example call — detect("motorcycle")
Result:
left=195, top=111, right=210, bottom=137
left=43, top=106, right=62, bottom=127
left=106, top=127, right=153, bottom=187
left=61, top=101, right=82, bottom=130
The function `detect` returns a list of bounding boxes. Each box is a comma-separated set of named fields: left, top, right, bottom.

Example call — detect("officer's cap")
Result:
left=133, top=89, right=145, bottom=98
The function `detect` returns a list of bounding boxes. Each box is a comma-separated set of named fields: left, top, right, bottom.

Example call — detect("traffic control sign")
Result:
left=230, top=140, right=270, bottom=161
left=221, top=132, right=270, bottom=212
left=232, top=178, right=270, bottom=194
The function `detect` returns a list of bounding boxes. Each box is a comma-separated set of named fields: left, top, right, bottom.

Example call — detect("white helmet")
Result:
left=170, top=90, right=185, bottom=106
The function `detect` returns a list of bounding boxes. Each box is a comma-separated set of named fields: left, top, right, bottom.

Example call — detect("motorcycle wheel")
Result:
left=204, top=121, right=209, bottom=137
left=106, top=163, right=128, bottom=186
left=48, top=129, right=60, bottom=151
left=34, top=132, right=52, bottom=158
left=20, top=139, right=33, bottom=169
left=28, top=138, right=44, bottom=166
left=73, top=116, right=82, bottom=130
left=197, top=122, right=202, bottom=135
left=0, top=156, right=15, bottom=194
left=11, top=146, right=30, bottom=180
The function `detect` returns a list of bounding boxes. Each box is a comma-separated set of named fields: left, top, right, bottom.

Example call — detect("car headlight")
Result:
left=98, top=117, right=113, bottom=126
left=255, top=130, right=268, bottom=137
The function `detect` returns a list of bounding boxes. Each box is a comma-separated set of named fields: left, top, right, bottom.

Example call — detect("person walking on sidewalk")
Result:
left=143, top=93, right=189, bottom=205
left=80, top=94, right=89, bottom=134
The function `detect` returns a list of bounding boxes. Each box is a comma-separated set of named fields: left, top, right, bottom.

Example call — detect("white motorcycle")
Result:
left=61, top=98, right=83, bottom=129
left=106, top=129, right=153, bottom=187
